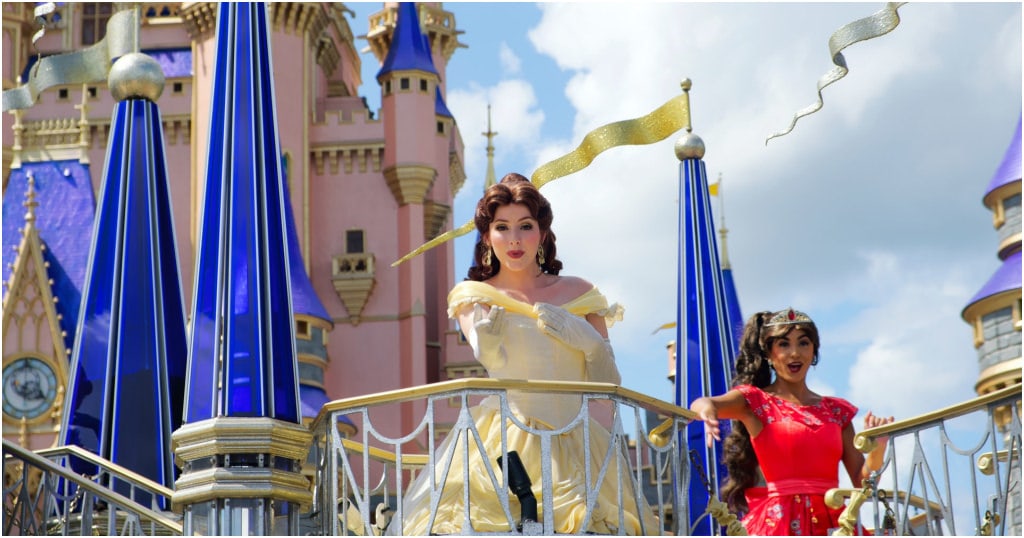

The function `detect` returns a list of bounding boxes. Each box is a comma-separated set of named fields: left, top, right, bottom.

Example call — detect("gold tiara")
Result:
left=764, top=308, right=813, bottom=327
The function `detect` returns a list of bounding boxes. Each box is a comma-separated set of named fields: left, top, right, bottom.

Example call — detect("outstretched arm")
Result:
left=841, top=411, right=895, bottom=487
left=689, top=390, right=757, bottom=447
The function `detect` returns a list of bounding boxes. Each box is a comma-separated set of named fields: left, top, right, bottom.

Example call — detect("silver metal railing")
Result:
left=2, top=439, right=182, bottom=536
left=827, top=383, right=1022, bottom=536
left=308, top=378, right=697, bottom=536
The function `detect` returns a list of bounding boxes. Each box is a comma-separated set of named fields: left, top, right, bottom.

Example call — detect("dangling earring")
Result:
left=537, top=245, right=545, bottom=265
left=482, top=247, right=492, bottom=268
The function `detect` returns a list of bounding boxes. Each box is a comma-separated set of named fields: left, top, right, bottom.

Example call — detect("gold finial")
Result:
left=482, top=104, right=498, bottom=189
left=680, top=78, right=693, bottom=133
left=716, top=173, right=731, bottom=269
left=23, top=173, right=39, bottom=226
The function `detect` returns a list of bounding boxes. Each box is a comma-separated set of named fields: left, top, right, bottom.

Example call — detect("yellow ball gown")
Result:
left=392, top=281, right=659, bottom=535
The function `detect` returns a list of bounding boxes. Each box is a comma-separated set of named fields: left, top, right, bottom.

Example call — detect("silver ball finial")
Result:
left=674, top=132, right=705, bottom=161
left=108, top=52, right=165, bottom=102
left=680, top=78, right=692, bottom=92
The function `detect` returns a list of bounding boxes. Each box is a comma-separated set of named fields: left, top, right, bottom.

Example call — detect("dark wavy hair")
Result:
left=467, top=173, right=563, bottom=281
left=720, top=310, right=820, bottom=513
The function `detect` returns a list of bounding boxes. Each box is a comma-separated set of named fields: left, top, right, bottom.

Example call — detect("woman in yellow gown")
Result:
left=393, top=173, right=658, bottom=535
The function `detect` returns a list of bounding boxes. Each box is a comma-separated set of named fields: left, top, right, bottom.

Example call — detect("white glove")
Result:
left=467, top=304, right=507, bottom=369
left=534, top=303, right=621, bottom=384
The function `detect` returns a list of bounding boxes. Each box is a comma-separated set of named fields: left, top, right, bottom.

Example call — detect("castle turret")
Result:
left=962, top=117, right=1022, bottom=401
left=961, top=116, right=1022, bottom=537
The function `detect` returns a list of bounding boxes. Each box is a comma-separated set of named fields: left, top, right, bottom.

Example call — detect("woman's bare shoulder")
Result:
left=548, top=275, right=594, bottom=294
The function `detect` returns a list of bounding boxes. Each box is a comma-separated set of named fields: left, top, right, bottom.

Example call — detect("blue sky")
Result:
left=344, top=3, right=1022, bottom=434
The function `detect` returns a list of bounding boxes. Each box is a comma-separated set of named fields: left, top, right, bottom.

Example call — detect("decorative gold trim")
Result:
left=171, top=466, right=313, bottom=510
left=382, top=164, right=436, bottom=206
left=171, top=417, right=312, bottom=466
left=977, top=449, right=1014, bottom=476
left=975, top=358, right=1023, bottom=395
left=422, top=199, right=450, bottom=241
left=962, top=288, right=1022, bottom=333
left=982, top=180, right=1022, bottom=216
left=310, top=142, right=384, bottom=175
left=854, top=383, right=1022, bottom=452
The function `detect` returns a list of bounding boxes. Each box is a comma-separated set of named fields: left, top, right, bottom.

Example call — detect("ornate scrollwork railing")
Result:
left=2, top=439, right=182, bottom=536
left=308, top=378, right=698, bottom=536
left=831, top=383, right=1022, bottom=535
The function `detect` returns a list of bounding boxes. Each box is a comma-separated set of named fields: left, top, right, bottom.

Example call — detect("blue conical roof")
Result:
left=966, top=250, right=1022, bottom=309
left=721, top=267, right=744, bottom=360
left=376, top=3, right=438, bottom=81
left=985, top=116, right=1022, bottom=199
left=184, top=2, right=301, bottom=424
left=59, top=95, right=188, bottom=506
left=2, top=161, right=95, bottom=351
left=281, top=166, right=330, bottom=322
left=435, top=86, right=453, bottom=118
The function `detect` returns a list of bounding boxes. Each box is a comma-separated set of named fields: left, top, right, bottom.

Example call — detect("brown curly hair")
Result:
left=467, top=173, right=563, bottom=281
left=720, top=311, right=820, bottom=513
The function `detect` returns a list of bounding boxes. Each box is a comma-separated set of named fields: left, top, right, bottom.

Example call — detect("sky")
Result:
left=344, top=1, right=1021, bottom=437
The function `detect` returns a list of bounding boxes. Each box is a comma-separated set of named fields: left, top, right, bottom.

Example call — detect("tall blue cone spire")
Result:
left=172, top=5, right=311, bottom=533
left=59, top=52, right=187, bottom=507
left=183, top=2, right=299, bottom=424
left=674, top=123, right=737, bottom=534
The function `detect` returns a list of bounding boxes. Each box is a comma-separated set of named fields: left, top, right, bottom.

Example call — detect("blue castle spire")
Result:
left=172, top=5, right=312, bottom=533
left=673, top=102, right=736, bottom=534
left=376, top=2, right=439, bottom=81
left=59, top=52, right=187, bottom=506
left=183, top=2, right=300, bottom=424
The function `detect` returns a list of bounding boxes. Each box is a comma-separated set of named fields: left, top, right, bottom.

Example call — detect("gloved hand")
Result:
left=534, top=303, right=621, bottom=384
left=467, top=303, right=507, bottom=369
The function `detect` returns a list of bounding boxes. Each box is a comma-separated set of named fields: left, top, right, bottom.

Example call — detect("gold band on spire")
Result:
left=391, top=84, right=693, bottom=267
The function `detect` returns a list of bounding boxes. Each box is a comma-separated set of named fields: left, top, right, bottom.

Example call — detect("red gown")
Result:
left=735, top=384, right=858, bottom=536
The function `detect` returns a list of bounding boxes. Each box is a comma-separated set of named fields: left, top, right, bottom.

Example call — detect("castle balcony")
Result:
left=3, top=382, right=1021, bottom=535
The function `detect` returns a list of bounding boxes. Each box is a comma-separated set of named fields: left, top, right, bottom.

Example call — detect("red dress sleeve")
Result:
left=734, top=384, right=769, bottom=421
left=823, top=396, right=858, bottom=427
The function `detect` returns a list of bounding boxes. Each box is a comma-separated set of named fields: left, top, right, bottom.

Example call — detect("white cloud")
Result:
left=447, top=79, right=546, bottom=193
left=497, top=42, right=521, bottom=75
left=514, top=2, right=1020, bottom=408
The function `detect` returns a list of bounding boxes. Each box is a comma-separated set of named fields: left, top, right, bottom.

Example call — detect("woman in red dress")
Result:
left=690, top=308, right=893, bottom=535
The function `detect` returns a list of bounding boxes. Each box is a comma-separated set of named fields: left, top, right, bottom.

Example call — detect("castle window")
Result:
left=87, top=87, right=97, bottom=99
left=437, top=121, right=444, bottom=134
left=420, top=79, right=428, bottom=92
left=173, top=82, right=183, bottom=94
left=384, top=80, right=391, bottom=95
left=58, top=88, right=69, bottom=100
left=82, top=3, right=114, bottom=46
left=400, top=77, right=410, bottom=91
left=346, top=229, right=365, bottom=254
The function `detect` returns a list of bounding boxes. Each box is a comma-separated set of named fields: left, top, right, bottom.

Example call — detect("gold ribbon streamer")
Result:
left=765, top=2, right=907, bottom=145
left=392, top=90, right=692, bottom=267
left=3, top=8, right=139, bottom=112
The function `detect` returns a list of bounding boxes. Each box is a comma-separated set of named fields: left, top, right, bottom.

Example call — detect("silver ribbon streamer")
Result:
left=765, top=2, right=907, bottom=145
left=31, top=2, right=56, bottom=47
left=3, top=7, right=139, bottom=112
